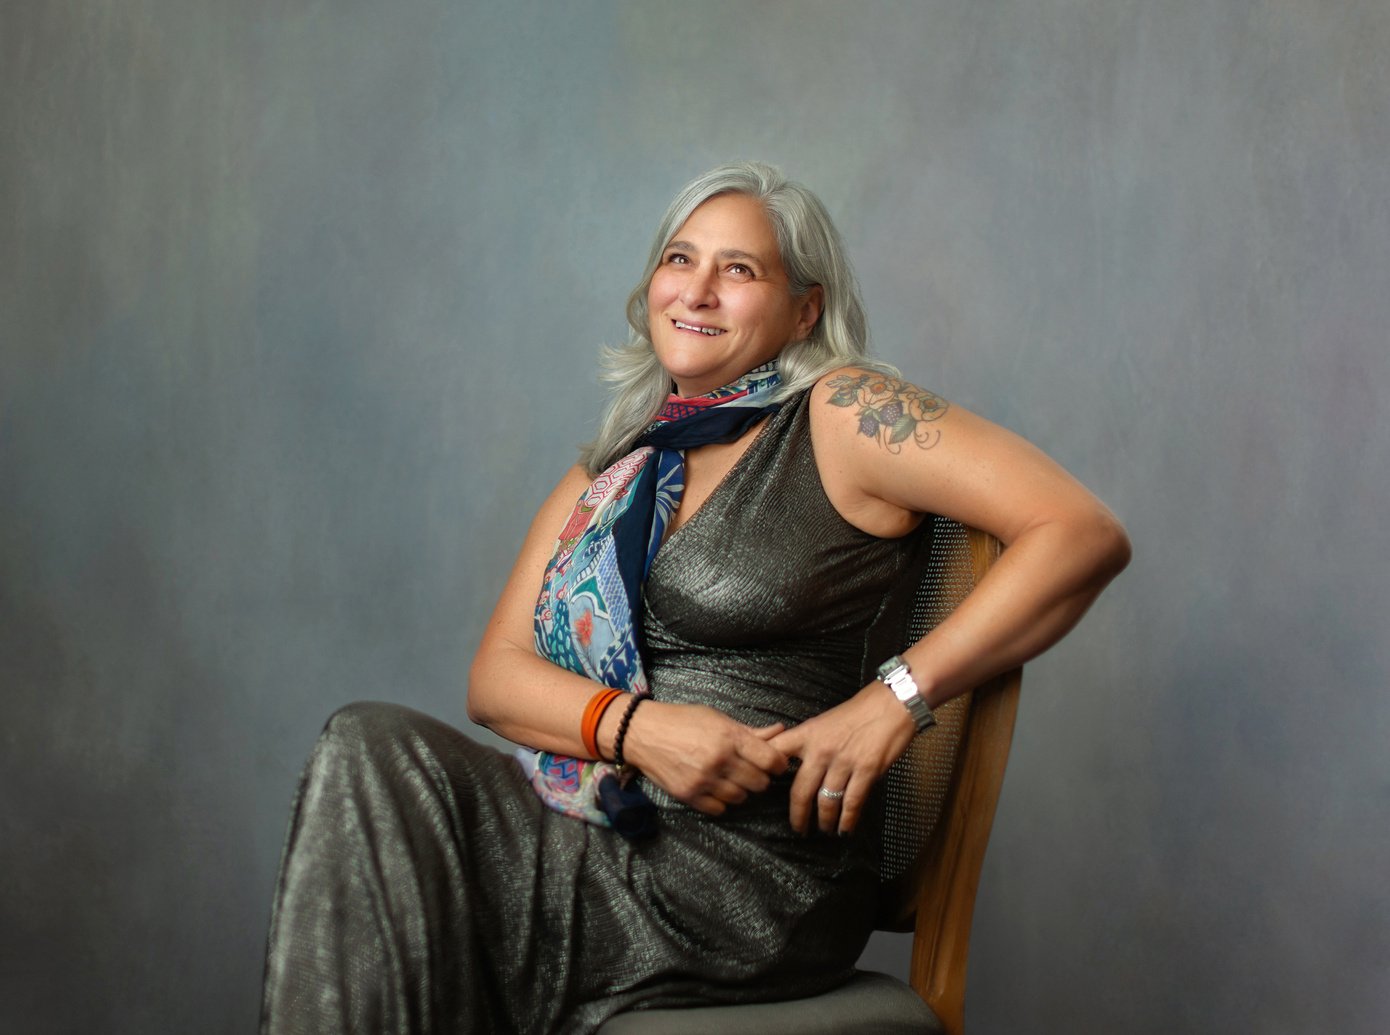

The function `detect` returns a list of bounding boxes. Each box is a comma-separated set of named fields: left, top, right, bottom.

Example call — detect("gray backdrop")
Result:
left=3, top=1, right=1387, bottom=1032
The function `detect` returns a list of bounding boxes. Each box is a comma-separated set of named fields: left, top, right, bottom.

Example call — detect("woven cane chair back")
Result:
left=877, top=517, right=1023, bottom=1032
left=877, top=516, right=978, bottom=928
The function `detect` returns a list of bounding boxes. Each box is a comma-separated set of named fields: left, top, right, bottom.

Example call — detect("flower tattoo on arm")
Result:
left=824, top=374, right=949, bottom=452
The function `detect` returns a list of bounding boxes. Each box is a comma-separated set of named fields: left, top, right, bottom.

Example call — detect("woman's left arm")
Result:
left=768, top=369, right=1131, bottom=835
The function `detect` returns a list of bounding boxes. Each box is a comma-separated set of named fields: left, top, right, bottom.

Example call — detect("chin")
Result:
left=654, top=354, right=717, bottom=392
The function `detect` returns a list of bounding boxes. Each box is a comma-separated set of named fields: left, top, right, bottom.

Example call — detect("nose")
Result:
left=679, top=265, right=718, bottom=309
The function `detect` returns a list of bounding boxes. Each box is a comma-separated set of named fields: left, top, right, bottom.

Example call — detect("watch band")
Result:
left=877, top=654, right=936, bottom=732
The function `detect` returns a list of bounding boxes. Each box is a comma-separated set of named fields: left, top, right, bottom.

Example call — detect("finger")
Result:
left=750, top=722, right=785, bottom=739
left=764, top=727, right=801, bottom=759
left=736, top=734, right=791, bottom=776
left=683, top=763, right=758, bottom=805
left=691, top=794, right=728, bottom=816
left=767, top=722, right=800, bottom=744
left=836, top=770, right=873, bottom=836
left=787, top=764, right=824, bottom=835
left=721, top=756, right=775, bottom=794
left=816, top=767, right=853, bottom=834
left=708, top=777, right=750, bottom=806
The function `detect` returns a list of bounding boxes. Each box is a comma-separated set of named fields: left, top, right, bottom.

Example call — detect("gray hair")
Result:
left=580, top=161, right=895, bottom=474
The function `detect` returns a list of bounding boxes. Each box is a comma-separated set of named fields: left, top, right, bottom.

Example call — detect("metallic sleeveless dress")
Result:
left=260, top=391, right=931, bottom=1034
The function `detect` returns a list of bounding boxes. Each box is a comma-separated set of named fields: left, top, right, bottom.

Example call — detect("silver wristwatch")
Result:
left=877, top=655, right=936, bottom=733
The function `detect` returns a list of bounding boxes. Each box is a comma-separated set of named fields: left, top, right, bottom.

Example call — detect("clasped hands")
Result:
left=620, top=683, right=916, bottom=835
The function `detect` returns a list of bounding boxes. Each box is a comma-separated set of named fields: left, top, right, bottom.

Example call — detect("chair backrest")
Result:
left=875, top=517, right=1023, bottom=1035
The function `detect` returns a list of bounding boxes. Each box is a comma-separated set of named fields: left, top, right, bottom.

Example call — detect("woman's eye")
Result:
left=728, top=264, right=752, bottom=277
left=665, top=253, right=689, bottom=264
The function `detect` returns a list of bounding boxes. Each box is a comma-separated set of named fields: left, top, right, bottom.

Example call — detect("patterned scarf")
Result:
left=516, top=361, right=783, bottom=831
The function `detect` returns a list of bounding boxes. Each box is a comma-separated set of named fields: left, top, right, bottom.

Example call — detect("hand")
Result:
left=768, top=682, right=916, bottom=836
left=621, top=701, right=790, bottom=816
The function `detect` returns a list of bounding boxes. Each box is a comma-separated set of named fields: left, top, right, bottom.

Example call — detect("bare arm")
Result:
left=467, top=464, right=789, bottom=815
left=770, top=370, right=1131, bottom=834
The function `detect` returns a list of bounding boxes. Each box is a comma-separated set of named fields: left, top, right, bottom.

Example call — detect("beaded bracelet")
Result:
left=613, top=693, right=648, bottom=770
left=581, top=688, right=623, bottom=760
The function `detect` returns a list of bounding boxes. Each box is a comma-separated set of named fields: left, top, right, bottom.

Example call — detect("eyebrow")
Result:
left=665, top=240, right=769, bottom=271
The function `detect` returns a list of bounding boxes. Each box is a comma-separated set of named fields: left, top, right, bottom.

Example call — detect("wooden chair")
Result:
left=599, top=519, right=1023, bottom=1035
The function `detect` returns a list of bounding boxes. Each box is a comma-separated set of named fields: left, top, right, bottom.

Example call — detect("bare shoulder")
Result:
left=479, top=462, right=595, bottom=650
left=531, top=463, right=598, bottom=544
left=808, top=367, right=952, bottom=537
left=812, top=367, right=952, bottom=453
left=547, top=462, right=600, bottom=509
left=511, top=463, right=597, bottom=589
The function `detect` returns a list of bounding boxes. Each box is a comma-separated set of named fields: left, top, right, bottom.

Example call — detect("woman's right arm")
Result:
left=467, top=464, right=788, bottom=815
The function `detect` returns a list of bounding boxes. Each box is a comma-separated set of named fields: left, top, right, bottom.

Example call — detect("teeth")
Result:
left=675, top=320, right=722, bottom=336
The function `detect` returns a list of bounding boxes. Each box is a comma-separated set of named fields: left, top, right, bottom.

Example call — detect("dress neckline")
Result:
left=650, top=395, right=798, bottom=570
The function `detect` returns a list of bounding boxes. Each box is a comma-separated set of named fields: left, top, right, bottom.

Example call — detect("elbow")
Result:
left=1090, top=509, right=1132, bottom=581
left=467, top=633, right=536, bottom=732
left=1016, top=505, right=1131, bottom=585
left=465, top=653, right=493, bottom=728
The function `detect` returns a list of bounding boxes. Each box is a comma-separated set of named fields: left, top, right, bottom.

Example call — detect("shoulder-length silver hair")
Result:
left=580, top=161, right=895, bottom=475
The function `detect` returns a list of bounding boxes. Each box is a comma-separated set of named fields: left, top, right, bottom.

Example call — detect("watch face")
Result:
left=877, top=656, right=906, bottom=679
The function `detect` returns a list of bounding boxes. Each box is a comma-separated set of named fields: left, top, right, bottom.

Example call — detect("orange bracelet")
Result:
left=581, top=688, right=624, bottom=760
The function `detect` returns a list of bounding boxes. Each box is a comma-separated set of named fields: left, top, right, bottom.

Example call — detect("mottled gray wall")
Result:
left=3, top=1, right=1387, bottom=1032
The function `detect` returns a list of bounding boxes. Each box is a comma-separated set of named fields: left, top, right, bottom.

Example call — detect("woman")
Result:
left=260, top=162, right=1130, bottom=1034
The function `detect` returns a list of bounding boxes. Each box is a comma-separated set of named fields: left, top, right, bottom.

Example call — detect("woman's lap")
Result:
left=261, top=702, right=866, bottom=1035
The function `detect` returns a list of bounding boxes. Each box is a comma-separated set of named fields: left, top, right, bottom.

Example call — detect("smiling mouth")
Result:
left=673, top=319, right=724, bottom=336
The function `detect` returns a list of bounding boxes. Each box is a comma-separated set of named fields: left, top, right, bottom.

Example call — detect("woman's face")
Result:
left=647, top=193, right=822, bottom=398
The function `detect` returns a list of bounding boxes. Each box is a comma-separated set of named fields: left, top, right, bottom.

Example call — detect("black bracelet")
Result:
left=613, top=693, right=648, bottom=769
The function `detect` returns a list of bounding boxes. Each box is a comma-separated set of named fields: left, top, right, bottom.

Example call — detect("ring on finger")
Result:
left=818, top=787, right=846, bottom=801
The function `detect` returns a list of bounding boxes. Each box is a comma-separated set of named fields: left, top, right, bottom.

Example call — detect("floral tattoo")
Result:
left=824, top=374, right=948, bottom=452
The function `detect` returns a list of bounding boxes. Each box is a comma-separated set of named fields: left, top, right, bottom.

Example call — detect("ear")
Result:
left=795, top=285, right=825, bottom=340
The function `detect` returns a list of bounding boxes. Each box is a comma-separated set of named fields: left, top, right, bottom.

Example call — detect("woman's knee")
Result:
left=314, top=700, right=505, bottom=797
left=322, top=700, right=413, bottom=742
left=318, top=701, right=481, bottom=773
left=308, top=701, right=429, bottom=780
